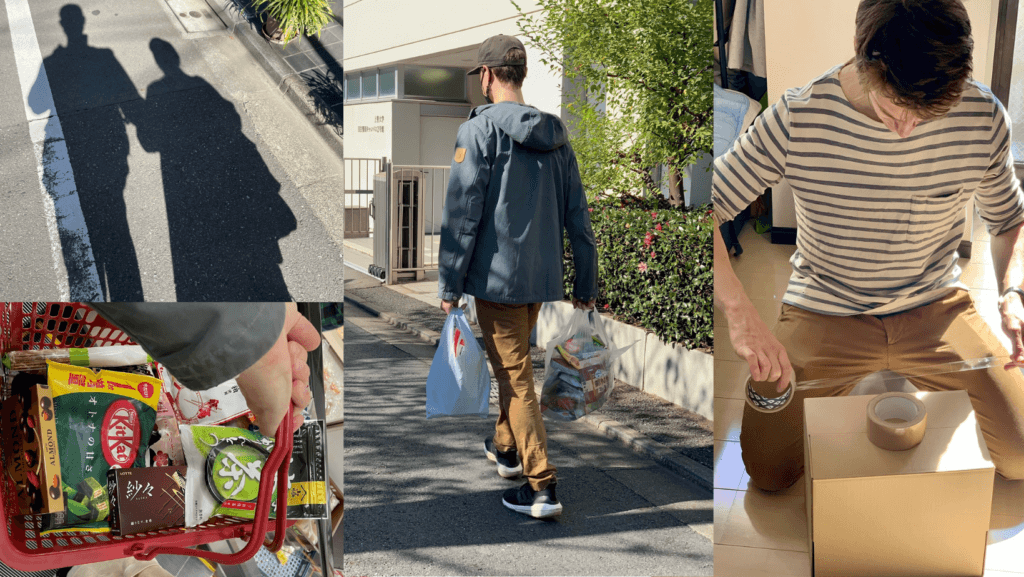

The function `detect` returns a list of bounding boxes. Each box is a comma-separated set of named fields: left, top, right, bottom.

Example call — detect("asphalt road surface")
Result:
left=343, top=304, right=713, bottom=576
left=0, top=0, right=345, bottom=300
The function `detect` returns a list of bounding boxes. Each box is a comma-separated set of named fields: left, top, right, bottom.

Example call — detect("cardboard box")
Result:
left=804, top=391, right=994, bottom=577
left=107, top=466, right=186, bottom=535
left=2, top=375, right=64, bottom=515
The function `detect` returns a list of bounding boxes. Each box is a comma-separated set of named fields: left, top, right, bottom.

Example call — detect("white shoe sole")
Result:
left=502, top=498, right=563, bottom=518
left=485, top=448, right=523, bottom=478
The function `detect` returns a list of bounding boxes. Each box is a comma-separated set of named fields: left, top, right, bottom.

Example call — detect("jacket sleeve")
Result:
left=89, top=303, right=285, bottom=391
left=564, top=147, right=598, bottom=301
left=438, top=121, right=492, bottom=302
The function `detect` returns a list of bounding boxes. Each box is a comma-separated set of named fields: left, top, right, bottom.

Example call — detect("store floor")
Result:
left=714, top=213, right=1024, bottom=576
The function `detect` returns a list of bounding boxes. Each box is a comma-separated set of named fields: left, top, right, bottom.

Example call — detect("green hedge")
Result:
left=564, top=202, right=713, bottom=349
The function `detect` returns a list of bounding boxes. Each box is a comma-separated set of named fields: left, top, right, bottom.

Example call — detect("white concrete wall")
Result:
left=419, top=116, right=462, bottom=166
left=344, top=0, right=564, bottom=119
left=344, top=100, right=394, bottom=163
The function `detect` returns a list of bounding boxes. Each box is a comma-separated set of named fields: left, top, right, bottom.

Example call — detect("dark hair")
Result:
left=490, top=48, right=527, bottom=89
left=854, top=0, right=973, bottom=118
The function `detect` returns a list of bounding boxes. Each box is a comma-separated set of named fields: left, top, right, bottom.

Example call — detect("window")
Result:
left=403, top=65, right=466, bottom=101
left=379, top=68, right=397, bottom=97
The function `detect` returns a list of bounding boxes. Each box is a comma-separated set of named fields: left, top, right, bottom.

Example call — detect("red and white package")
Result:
left=148, top=389, right=184, bottom=466
left=155, top=365, right=253, bottom=426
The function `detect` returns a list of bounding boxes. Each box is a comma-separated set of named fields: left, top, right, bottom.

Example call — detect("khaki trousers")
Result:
left=741, top=289, right=1024, bottom=491
left=475, top=298, right=557, bottom=490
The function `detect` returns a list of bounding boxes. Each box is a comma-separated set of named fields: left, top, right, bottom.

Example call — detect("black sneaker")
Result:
left=502, top=482, right=563, bottom=518
left=484, top=437, right=523, bottom=478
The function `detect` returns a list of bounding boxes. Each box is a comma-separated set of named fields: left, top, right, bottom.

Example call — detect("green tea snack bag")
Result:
left=45, top=361, right=162, bottom=532
left=180, top=422, right=327, bottom=527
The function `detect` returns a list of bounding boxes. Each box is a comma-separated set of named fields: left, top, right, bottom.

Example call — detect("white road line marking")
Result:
left=5, top=0, right=102, bottom=300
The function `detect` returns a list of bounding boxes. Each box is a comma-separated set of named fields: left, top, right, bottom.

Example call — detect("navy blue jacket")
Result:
left=438, top=101, right=598, bottom=304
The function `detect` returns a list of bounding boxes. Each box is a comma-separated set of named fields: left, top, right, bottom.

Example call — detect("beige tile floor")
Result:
left=714, top=213, right=1024, bottom=576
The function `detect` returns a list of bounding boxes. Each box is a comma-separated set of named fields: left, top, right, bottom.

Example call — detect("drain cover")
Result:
left=165, top=0, right=225, bottom=32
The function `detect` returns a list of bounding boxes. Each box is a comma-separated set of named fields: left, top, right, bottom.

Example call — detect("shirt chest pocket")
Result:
left=902, top=189, right=969, bottom=241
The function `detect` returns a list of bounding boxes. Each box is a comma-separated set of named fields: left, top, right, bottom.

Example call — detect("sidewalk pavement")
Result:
left=209, top=0, right=343, bottom=156
left=344, top=268, right=714, bottom=488
left=343, top=304, right=713, bottom=576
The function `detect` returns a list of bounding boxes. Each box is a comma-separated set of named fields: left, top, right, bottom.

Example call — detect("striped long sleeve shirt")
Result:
left=713, top=66, right=1024, bottom=316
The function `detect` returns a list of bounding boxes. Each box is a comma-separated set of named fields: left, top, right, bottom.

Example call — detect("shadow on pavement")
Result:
left=30, top=4, right=143, bottom=300
left=32, top=4, right=295, bottom=300
left=345, top=328, right=711, bottom=565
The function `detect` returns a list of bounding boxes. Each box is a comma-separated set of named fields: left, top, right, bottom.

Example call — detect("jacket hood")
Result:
left=471, top=102, right=568, bottom=151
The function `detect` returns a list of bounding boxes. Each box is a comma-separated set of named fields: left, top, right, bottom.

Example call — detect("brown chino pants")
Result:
left=474, top=298, right=557, bottom=491
left=741, top=289, right=1024, bottom=492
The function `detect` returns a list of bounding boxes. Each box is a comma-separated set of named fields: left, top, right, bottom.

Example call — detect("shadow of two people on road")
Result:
left=31, top=4, right=294, bottom=300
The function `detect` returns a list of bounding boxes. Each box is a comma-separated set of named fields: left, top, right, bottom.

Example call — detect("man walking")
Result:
left=437, top=34, right=598, bottom=518
left=714, top=0, right=1024, bottom=492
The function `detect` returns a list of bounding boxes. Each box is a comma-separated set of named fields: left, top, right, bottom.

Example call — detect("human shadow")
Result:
left=134, top=39, right=295, bottom=300
left=29, top=4, right=144, bottom=300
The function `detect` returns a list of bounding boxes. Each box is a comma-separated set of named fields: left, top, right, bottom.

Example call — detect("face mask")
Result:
left=483, top=71, right=493, bottom=104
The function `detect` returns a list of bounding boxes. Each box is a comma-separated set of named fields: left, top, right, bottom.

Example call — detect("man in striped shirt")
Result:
left=713, top=0, right=1024, bottom=491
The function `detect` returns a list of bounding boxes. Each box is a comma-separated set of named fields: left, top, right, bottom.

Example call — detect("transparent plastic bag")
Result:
left=540, top=309, right=635, bottom=421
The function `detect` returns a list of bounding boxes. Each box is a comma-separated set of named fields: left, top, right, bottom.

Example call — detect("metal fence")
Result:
left=344, top=157, right=382, bottom=238
left=370, top=162, right=449, bottom=284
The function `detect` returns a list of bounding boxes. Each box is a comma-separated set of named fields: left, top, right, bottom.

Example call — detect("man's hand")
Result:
left=236, top=303, right=321, bottom=434
left=573, top=298, right=596, bottom=310
left=441, top=299, right=459, bottom=315
left=1001, top=291, right=1024, bottom=368
left=727, top=301, right=793, bottom=392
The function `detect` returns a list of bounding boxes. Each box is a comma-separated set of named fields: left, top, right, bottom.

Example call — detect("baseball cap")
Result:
left=467, top=35, right=526, bottom=76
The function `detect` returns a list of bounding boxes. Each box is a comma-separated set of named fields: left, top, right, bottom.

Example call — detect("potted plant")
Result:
left=254, top=0, right=333, bottom=46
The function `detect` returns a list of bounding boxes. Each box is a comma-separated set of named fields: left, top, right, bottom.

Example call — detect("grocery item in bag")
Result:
left=2, top=373, right=64, bottom=515
left=425, top=309, right=490, bottom=419
left=4, top=346, right=152, bottom=372
left=107, top=465, right=187, bottom=535
left=148, top=389, right=184, bottom=467
left=45, top=360, right=162, bottom=531
left=540, top=309, right=633, bottom=421
left=180, top=421, right=327, bottom=527
left=157, top=365, right=252, bottom=426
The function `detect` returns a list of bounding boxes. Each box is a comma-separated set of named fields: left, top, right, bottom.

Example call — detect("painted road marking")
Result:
left=5, top=0, right=102, bottom=300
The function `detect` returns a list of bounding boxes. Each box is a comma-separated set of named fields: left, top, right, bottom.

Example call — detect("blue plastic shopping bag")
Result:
left=425, top=309, right=491, bottom=419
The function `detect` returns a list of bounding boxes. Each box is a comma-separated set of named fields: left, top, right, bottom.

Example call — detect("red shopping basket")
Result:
left=0, top=303, right=292, bottom=570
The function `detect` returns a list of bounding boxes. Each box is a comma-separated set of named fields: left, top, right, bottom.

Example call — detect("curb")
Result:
left=209, top=1, right=344, bottom=159
left=344, top=293, right=441, bottom=347
left=344, top=291, right=713, bottom=490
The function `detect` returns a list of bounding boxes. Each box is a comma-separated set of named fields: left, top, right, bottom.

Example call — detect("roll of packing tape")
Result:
left=745, top=377, right=795, bottom=414
left=866, top=392, right=927, bottom=451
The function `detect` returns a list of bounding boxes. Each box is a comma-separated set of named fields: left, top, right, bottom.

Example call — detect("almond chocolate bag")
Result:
left=43, top=360, right=162, bottom=533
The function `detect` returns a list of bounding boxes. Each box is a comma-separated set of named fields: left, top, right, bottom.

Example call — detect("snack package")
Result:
left=4, top=346, right=152, bottom=372
left=45, top=360, right=162, bottom=532
left=148, top=389, right=184, bottom=467
left=540, top=309, right=634, bottom=421
left=107, top=466, right=186, bottom=535
left=2, top=373, right=64, bottom=515
left=157, top=365, right=252, bottom=426
left=180, top=421, right=327, bottom=527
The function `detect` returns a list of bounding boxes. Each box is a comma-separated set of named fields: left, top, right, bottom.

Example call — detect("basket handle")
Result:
left=130, top=417, right=294, bottom=565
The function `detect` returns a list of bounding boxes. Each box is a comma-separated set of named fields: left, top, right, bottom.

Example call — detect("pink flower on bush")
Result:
left=655, top=223, right=662, bottom=231
left=651, top=211, right=657, bottom=218
left=644, top=232, right=653, bottom=248
left=651, top=251, right=656, bottom=258
left=638, top=262, right=648, bottom=273
left=604, top=303, right=610, bottom=310
left=588, top=208, right=593, bottom=212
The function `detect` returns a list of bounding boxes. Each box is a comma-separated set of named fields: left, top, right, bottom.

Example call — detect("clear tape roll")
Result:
left=866, top=392, right=927, bottom=450
left=744, top=355, right=1012, bottom=414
